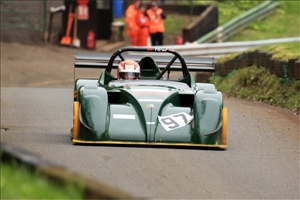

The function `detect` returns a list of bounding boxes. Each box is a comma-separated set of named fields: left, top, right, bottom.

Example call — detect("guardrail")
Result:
left=196, top=0, right=280, bottom=43
left=128, top=37, right=300, bottom=57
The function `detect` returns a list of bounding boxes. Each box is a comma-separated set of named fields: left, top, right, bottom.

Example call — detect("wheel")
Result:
left=73, top=101, right=80, bottom=140
left=222, top=107, right=227, bottom=145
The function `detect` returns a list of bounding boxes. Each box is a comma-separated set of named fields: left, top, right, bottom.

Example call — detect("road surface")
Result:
left=1, top=88, right=299, bottom=199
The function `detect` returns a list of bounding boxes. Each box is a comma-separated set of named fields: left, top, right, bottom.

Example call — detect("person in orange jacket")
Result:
left=125, top=0, right=140, bottom=46
left=135, top=4, right=149, bottom=46
left=146, top=1, right=166, bottom=46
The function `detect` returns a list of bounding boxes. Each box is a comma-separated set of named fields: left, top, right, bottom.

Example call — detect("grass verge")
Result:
left=214, top=66, right=300, bottom=113
left=215, top=42, right=300, bottom=113
left=218, top=41, right=300, bottom=63
left=1, top=161, right=84, bottom=199
left=254, top=42, right=300, bottom=62
left=191, top=0, right=299, bottom=40
left=229, top=1, right=300, bottom=41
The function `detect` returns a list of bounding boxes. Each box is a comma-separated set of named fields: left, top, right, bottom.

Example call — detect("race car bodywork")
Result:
left=71, top=47, right=227, bottom=149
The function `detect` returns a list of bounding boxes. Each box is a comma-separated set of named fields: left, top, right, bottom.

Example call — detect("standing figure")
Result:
left=136, top=4, right=149, bottom=46
left=125, top=0, right=140, bottom=46
left=146, top=1, right=166, bottom=46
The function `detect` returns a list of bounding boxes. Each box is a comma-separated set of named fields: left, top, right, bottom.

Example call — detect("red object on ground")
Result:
left=87, top=30, right=95, bottom=49
left=176, top=36, right=183, bottom=45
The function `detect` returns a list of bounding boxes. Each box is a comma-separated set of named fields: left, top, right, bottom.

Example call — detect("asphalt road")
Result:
left=1, top=88, right=299, bottom=199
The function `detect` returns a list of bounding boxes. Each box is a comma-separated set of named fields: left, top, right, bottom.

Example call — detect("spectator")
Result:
left=136, top=4, right=149, bottom=46
left=125, top=0, right=140, bottom=46
left=146, top=1, right=166, bottom=46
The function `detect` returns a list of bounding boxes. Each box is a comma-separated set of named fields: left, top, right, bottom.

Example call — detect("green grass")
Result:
left=173, top=0, right=260, bottom=33
left=1, top=162, right=84, bottom=199
left=164, top=14, right=186, bottom=34
left=255, top=42, right=300, bottom=61
left=189, top=1, right=261, bottom=25
left=214, top=66, right=300, bottom=111
left=191, top=1, right=299, bottom=41
left=226, top=1, right=300, bottom=41
left=213, top=1, right=261, bottom=25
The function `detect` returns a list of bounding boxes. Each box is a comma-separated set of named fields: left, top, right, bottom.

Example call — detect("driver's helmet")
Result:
left=117, top=60, right=141, bottom=80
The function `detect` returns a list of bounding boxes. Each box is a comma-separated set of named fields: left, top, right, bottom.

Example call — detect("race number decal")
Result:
left=158, top=112, right=193, bottom=131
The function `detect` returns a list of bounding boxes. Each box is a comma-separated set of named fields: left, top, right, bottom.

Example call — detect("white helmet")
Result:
left=117, top=60, right=141, bottom=80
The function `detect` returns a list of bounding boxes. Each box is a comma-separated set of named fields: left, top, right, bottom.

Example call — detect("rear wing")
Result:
left=75, top=52, right=215, bottom=73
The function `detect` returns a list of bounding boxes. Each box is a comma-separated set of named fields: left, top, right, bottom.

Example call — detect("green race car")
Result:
left=71, top=47, right=227, bottom=149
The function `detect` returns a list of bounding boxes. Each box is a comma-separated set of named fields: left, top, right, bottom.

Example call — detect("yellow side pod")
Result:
left=73, top=101, right=80, bottom=139
left=222, top=107, right=228, bottom=145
